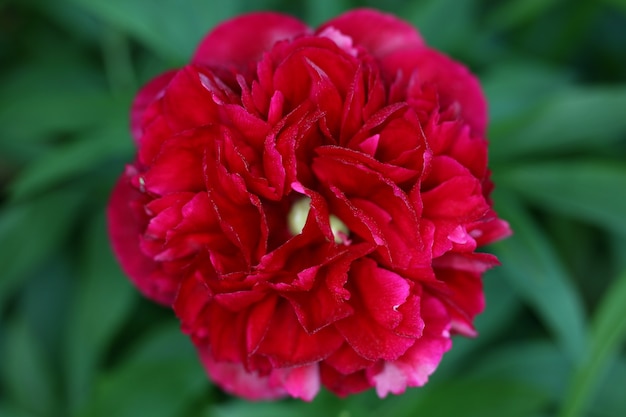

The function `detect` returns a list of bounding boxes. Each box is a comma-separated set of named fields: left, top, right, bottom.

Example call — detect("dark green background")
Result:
left=1, top=0, right=626, bottom=416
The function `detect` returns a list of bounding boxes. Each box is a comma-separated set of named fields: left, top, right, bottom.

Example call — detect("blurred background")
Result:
left=1, top=0, right=625, bottom=416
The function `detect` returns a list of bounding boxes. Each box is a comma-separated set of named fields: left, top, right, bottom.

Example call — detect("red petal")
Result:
left=107, top=176, right=179, bottom=305
left=315, top=145, right=421, bottom=186
left=131, top=70, right=176, bottom=143
left=283, top=246, right=373, bottom=333
left=206, top=166, right=267, bottom=267
left=318, top=9, right=424, bottom=59
left=320, top=363, right=371, bottom=397
left=161, top=66, right=224, bottom=133
left=313, top=155, right=428, bottom=270
left=325, top=343, right=374, bottom=375
left=206, top=303, right=249, bottom=364
left=370, top=295, right=452, bottom=397
left=245, top=296, right=277, bottom=354
left=335, top=259, right=416, bottom=361
left=470, top=216, right=512, bottom=246
left=142, top=130, right=208, bottom=195
left=281, top=364, right=321, bottom=401
left=198, top=347, right=287, bottom=400
left=384, top=47, right=487, bottom=136
left=174, top=272, right=212, bottom=336
left=255, top=299, right=343, bottom=366
left=432, top=267, right=484, bottom=336
left=422, top=175, right=488, bottom=220
left=193, top=12, right=310, bottom=75
left=355, top=259, right=411, bottom=329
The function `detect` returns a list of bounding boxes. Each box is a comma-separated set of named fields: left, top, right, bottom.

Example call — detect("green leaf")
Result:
left=590, top=357, right=626, bottom=417
left=64, top=211, right=137, bottom=413
left=0, top=59, right=108, bottom=144
left=79, top=359, right=207, bottom=417
left=485, top=0, right=567, bottom=30
left=28, top=0, right=105, bottom=44
left=0, top=89, right=117, bottom=144
left=0, top=402, right=40, bottom=417
left=483, top=61, right=574, bottom=137
left=602, top=0, right=626, bottom=13
left=8, top=120, right=133, bottom=201
left=20, top=256, right=74, bottom=375
left=492, top=195, right=588, bottom=362
left=468, top=342, right=569, bottom=401
left=396, top=379, right=549, bottom=417
left=490, top=86, right=626, bottom=160
left=497, top=161, right=626, bottom=236
left=611, top=234, right=626, bottom=273
left=0, top=187, right=85, bottom=306
left=1, top=319, right=59, bottom=417
left=304, top=0, right=351, bottom=26
left=403, top=0, right=477, bottom=52
left=559, top=270, right=626, bottom=417
left=68, top=0, right=242, bottom=63
left=79, top=322, right=208, bottom=417
left=122, top=320, right=197, bottom=365
left=212, top=402, right=321, bottom=417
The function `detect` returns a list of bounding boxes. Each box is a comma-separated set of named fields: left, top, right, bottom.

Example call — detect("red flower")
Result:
left=108, top=9, right=511, bottom=400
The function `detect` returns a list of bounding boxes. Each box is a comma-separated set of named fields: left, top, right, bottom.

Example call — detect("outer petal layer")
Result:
left=193, top=13, right=311, bottom=76
left=318, top=8, right=424, bottom=58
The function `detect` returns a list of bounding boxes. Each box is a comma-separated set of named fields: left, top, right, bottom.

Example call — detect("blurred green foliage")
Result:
left=1, top=0, right=625, bottom=416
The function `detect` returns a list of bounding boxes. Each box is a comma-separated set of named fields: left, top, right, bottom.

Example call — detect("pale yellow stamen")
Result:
left=329, top=214, right=350, bottom=244
left=287, top=198, right=350, bottom=244
left=288, top=198, right=311, bottom=237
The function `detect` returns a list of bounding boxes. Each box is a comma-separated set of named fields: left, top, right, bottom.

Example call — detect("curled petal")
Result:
left=131, top=70, right=176, bottom=143
left=318, top=9, right=424, bottom=58
left=193, top=12, right=311, bottom=75
left=280, top=363, right=321, bottom=401
left=255, top=299, right=344, bottom=367
left=107, top=176, right=180, bottom=305
left=199, top=349, right=287, bottom=400
left=384, top=48, right=487, bottom=136
left=335, top=259, right=418, bottom=361
left=371, top=295, right=452, bottom=397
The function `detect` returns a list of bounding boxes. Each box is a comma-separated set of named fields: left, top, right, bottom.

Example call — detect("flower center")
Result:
left=287, top=197, right=350, bottom=244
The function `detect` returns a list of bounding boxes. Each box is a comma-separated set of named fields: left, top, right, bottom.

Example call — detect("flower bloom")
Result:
left=108, top=9, right=511, bottom=400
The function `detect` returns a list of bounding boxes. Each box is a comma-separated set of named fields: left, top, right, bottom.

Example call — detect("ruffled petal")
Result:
left=383, top=47, right=487, bottom=136
left=199, top=348, right=287, bottom=400
left=131, top=70, right=176, bottom=143
left=318, top=9, right=424, bottom=58
left=193, top=12, right=311, bottom=75
left=371, top=295, right=452, bottom=397
left=107, top=175, right=180, bottom=305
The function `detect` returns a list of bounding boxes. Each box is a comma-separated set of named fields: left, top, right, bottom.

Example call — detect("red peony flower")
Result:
left=108, top=8, right=511, bottom=400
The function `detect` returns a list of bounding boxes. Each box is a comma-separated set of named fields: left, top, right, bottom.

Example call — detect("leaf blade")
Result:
left=497, top=161, right=626, bottom=236
left=492, top=195, right=588, bottom=361
left=559, top=270, right=626, bottom=417
left=490, top=86, right=626, bottom=160
left=64, top=211, right=137, bottom=413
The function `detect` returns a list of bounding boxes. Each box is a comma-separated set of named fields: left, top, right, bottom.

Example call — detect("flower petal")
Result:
left=199, top=348, right=287, bottom=400
left=131, top=70, right=176, bottom=143
left=371, top=295, right=452, bottom=397
left=193, top=12, right=311, bottom=76
left=384, top=47, right=487, bottom=136
left=335, top=259, right=417, bottom=361
left=255, top=299, right=344, bottom=366
left=107, top=175, right=179, bottom=305
left=281, top=363, right=321, bottom=401
left=317, top=9, right=424, bottom=58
